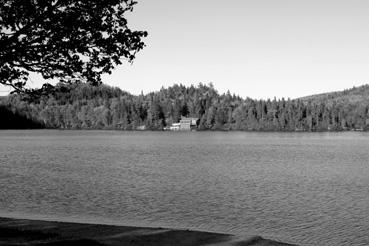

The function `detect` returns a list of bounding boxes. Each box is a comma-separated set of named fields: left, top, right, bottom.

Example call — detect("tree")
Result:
left=0, top=0, right=147, bottom=93
left=3, top=82, right=369, bottom=131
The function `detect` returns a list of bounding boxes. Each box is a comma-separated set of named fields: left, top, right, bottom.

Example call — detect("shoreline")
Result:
left=1, top=128, right=368, bottom=132
left=0, top=216, right=297, bottom=246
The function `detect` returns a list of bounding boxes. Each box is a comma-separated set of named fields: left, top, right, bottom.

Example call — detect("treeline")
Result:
left=1, top=83, right=369, bottom=131
left=0, top=105, right=44, bottom=129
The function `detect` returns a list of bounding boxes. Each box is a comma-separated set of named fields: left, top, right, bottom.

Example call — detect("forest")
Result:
left=1, top=83, right=369, bottom=131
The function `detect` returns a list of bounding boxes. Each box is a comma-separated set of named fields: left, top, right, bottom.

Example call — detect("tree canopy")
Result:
left=0, top=0, right=147, bottom=93
left=2, top=83, right=369, bottom=131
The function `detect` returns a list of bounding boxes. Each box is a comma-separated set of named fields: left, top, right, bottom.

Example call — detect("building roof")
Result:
left=180, top=117, right=198, bottom=125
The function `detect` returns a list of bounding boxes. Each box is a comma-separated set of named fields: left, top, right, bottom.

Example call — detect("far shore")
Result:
left=1, top=127, right=369, bottom=132
left=0, top=217, right=297, bottom=246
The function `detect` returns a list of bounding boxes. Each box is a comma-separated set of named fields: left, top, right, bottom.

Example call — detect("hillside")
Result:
left=300, top=84, right=369, bottom=106
left=1, top=83, right=369, bottom=131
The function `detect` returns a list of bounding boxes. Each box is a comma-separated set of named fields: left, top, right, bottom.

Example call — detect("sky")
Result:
left=2, top=0, right=369, bottom=99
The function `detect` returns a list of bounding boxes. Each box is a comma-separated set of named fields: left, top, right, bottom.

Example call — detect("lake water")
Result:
left=0, top=130, right=368, bottom=246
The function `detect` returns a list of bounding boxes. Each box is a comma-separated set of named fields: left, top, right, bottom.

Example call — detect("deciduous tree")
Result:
left=0, top=0, right=147, bottom=93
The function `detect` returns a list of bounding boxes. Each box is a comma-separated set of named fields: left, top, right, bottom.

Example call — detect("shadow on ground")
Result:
left=0, top=217, right=297, bottom=246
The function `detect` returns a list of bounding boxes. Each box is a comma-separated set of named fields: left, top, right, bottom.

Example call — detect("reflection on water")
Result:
left=1, top=130, right=369, bottom=246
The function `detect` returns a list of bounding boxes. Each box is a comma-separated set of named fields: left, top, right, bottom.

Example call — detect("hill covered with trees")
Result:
left=1, top=83, right=369, bottom=131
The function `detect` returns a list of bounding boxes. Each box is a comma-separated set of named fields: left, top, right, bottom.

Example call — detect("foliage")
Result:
left=0, top=104, right=43, bottom=128
left=0, top=0, right=147, bottom=93
left=2, top=83, right=369, bottom=131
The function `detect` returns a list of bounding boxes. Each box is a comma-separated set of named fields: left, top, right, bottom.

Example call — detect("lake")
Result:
left=0, top=130, right=368, bottom=246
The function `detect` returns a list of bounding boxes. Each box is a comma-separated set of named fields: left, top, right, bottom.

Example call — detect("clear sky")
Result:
left=2, top=0, right=369, bottom=99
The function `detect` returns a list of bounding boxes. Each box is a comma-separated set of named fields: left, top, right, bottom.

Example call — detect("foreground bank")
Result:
left=0, top=217, right=297, bottom=246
